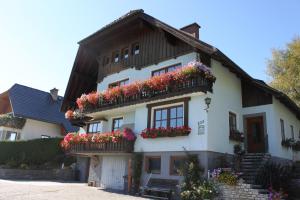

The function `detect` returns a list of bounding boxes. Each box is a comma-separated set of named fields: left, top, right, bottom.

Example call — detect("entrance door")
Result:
left=101, top=156, right=127, bottom=190
left=246, top=116, right=265, bottom=153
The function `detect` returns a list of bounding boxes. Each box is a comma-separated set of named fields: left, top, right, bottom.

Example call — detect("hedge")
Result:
left=0, top=138, right=66, bottom=167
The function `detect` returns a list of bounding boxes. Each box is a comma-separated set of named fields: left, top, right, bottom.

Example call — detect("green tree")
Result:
left=267, top=37, right=300, bottom=106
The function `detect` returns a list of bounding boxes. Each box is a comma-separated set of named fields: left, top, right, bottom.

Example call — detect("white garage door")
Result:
left=101, top=156, right=127, bottom=190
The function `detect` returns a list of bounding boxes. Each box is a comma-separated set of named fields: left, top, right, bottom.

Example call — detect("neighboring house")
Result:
left=0, top=84, right=78, bottom=141
left=62, top=10, right=300, bottom=190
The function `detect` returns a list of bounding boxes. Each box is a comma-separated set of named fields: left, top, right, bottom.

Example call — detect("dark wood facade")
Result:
left=242, top=81, right=273, bottom=107
left=92, top=24, right=194, bottom=83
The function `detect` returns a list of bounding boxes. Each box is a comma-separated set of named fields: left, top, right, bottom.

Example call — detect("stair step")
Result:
left=142, top=195, right=168, bottom=200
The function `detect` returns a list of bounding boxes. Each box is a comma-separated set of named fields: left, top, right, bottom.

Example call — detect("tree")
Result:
left=267, top=37, right=300, bottom=106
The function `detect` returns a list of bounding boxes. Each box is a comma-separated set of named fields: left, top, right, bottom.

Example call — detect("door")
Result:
left=101, top=156, right=127, bottom=190
left=246, top=116, right=265, bottom=153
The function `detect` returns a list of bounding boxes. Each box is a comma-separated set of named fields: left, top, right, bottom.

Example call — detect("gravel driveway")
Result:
left=0, top=179, right=149, bottom=200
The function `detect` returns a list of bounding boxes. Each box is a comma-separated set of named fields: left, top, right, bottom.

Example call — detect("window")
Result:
left=122, top=47, right=129, bottom=59
left=229, top=112, right=237, bottom=131
left=112, top=51, right=119, bottom=63
left=153, top=105, right=183, bottom=128
left=280, top=119, right=285, bottom=140
left=112, top=117, right=123, bottom=131
left=132, top=43, right=140, bottom=55
left=41, top=135, right=50, bottom=139
left=152, top=63, right=182, bottom=76
left=88, top=122, right=102, bottom=133
left=108, top=79, right=129, bottom=88
left=170, top=156, right=186, bottom=175
left=145, top=156, right=161, bottom=174
left=5, top=131, right=17, bottom=141
left=291, top=125, right=294, bottom=140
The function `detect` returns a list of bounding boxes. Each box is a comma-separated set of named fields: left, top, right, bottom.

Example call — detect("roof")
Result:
left=7, top=84, right=78, bottom=132
left=62, top=10, right=300, bottom=119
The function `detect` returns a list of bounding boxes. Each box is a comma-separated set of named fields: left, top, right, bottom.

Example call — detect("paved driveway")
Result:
left=0, top=180, right=149, bottom=200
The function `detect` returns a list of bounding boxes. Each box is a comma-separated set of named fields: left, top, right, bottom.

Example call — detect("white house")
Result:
left=62, top=10, right=300, bottom=191
left=0, top=84, right=78, bottom=141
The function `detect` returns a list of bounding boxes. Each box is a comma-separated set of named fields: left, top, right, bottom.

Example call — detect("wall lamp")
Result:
left=204, top=97, right=212, bottom=112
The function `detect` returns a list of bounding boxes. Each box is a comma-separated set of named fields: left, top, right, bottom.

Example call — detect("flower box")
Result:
left=65, top=61, right=216, bottom=119
left=292, top=141, right=300, bottom=151
left=60, top=128, right=136, bottom=151
left=281, top=138, right=294, bottom=148
left=140, top=126, right=191, bottom=139
left=229, top=130, right=244, bottom=142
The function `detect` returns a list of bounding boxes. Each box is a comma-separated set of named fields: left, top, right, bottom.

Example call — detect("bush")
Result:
left=180, top=153, right=218, bottom=200
left=0, top=138, right=66, bottom=168
left=255, top=160, right=292, bottom=191
left=217, top=171, right=238, bottom=186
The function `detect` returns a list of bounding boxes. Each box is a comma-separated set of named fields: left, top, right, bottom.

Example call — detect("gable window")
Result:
left=132, top=43, right=140, bottom=55
left=145, top=156, right=161, bottom=174
left=154, top=105, right=183, bottom=128
left=280, top=119, right=285, bottom=140
left=41, top=135, right=50, bottom=139
left=109, top=79, right=129, bottom=88
left=112, top=51, right=119, bottom=63
left=112, top=117, right=123, bottom=132
left=122, top=47, right=129, bottom=59
left=5, top=131, right=17, bottom=141
left=291, top=125, right=294, bottom=140
left=88, top=122, right=102, bottom=133
left=152, top=63, right=182, bottom=76
left=170, top=156, right=186, bottom=175
left=229, top=112, right=237, bottom=131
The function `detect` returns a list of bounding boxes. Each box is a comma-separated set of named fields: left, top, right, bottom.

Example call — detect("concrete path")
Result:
left=0, top=179, right=149, bottom=200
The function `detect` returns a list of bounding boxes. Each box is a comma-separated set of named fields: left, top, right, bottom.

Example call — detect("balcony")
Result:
left=68, top=139, right=135, bottom=155
left=84, top=76, right=213, bottom=114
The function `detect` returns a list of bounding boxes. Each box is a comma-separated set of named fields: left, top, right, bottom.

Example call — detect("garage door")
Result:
left=101, top=156, right=127, bottom=190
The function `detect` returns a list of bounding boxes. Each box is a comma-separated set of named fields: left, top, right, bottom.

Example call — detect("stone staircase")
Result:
left=240, top=153, right=270, bottom=185
left=288, top=162, right=300, bottom=199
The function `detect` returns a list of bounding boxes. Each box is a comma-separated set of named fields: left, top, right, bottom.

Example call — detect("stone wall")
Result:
left=0, top=168, right=75, bottom=181
left=217, top=181, right=268, bottom=200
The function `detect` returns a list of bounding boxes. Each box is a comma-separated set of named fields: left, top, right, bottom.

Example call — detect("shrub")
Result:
left=132, top=153, right=143, bottom=194
left=217, top=171, right=238, bottom=186
left=255, top=160, right=292, bottom=191
left=0, top=138, right=65, bottom=168
left=180, top=153, right=218, bottom=200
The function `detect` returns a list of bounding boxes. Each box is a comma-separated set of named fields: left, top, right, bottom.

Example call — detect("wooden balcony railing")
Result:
left=68, top=139, right=135, bottom=154
left=83, top=76, right=213, bottom=114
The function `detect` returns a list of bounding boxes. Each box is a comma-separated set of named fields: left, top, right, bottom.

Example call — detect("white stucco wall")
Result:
left=206, top=59, right=243, bottom=154
left=272, top=98, right=300, bottom=160
left=134, top=94, right=208, bottom=152
left=20, top=119, right=62, bottom=140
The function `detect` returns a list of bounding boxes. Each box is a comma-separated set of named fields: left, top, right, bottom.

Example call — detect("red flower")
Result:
left=87, top=92, right=100, bottom=105
left=140, top=126, right=191, bottom=139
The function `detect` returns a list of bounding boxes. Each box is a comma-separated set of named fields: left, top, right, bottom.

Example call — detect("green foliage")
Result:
left=255, top=160, right=292, bottom=191
left=267, top=37, right=300, bottom=106
left=217, top=171, right=238, bottom=186
left=0, top=138, right=66, bottom=168
left=180, top=153, right=218, bottom=200
left=132, top=152, right=143, bottom=193
left=0, top=114, right=26, bottom=129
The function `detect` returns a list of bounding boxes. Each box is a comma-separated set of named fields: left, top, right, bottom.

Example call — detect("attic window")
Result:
left=122, top=47, right=129, bottom=59
left=132, top=43, right=140, bottom=55
left=112, top=51, right=119, bottom=63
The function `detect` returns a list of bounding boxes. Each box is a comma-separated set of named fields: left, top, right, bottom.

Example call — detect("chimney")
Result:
left=180, top=23, right=201, bottom=39
left=50, top=88, right=58, bottom=101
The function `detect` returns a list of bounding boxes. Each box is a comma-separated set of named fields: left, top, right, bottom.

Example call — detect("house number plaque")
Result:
left=198, top=120, right=205, bottom=135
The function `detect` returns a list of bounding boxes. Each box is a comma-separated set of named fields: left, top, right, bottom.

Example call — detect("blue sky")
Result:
left=0, top=0, right=299, bottom=96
